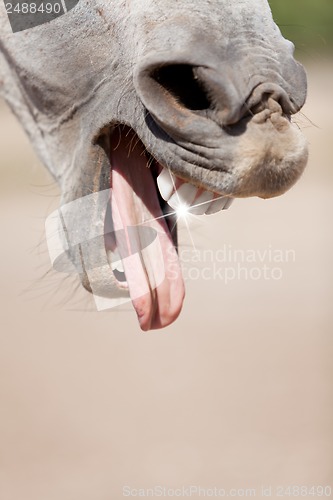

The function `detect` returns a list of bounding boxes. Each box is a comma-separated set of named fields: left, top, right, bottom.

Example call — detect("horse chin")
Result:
left=220, top=113, right=309, bottom=199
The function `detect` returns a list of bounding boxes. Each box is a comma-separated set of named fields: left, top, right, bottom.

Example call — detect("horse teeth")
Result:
left=107, top=250, right=124, bottom=272
left=223, top=197, right=234, bottom=210
left=168, top=183, right=198, bottom=210
left=205, top=196, right=232, bottom=215
left=113, top=259, right=124, bottom=273
left=157, top=168, right=176, bottom=201
left=190, top=191, right=214, bottom=215
left=157, top=167, right=234, bottom=215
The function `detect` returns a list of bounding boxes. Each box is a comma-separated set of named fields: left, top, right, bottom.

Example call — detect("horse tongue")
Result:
left=110, top=130, right=185, bottom=331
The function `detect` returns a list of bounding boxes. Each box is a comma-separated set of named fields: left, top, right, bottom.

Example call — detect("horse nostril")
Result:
left=135, top=56, right=305, bottom=141
left=143, top=63, right=249, bottom=126
left=151, top=64, right=211, bottom=111
left=247, top=83, right=298, bottom=116
left=135, top=59, right=252, bottom=137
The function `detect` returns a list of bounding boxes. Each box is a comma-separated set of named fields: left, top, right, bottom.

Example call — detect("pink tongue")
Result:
left=110, top=128, right=185, bottom=331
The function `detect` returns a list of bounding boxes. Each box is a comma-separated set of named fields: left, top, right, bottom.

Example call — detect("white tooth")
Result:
left=190, top=191, right=214, bottom=215
left=157, top=168, right=176, bottom=201
left=205, top=196, right=230, bottom=215
left=107, top=249, right=124, bottom=272
left=113, top=259, right=124, bottom=273
left=168, top=183, right=198, bottom=210
left=223, top=197, right=234, bottom=210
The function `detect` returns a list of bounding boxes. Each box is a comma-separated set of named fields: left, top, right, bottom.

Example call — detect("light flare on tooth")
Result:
left=190, top=191, right=214, bottom=215
left=156, top=167, right=234, bottom=216
left=168, top=183, right=197, bottom=210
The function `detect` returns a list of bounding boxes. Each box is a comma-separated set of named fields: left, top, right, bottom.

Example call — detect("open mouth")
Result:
left=100, top=125, right=233, bottom=331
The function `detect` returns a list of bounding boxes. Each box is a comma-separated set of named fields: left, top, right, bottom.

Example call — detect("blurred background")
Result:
left=0, top=2, right=332, bottom=499
left=270, top=0, right=333, bottom=58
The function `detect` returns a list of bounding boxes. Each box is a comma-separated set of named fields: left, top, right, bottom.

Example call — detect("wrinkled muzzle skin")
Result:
left=0, top=0, right=308, bottom=330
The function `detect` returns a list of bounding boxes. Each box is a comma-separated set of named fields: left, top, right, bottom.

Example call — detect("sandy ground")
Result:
left=0, top=62, right=332, bottom=500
